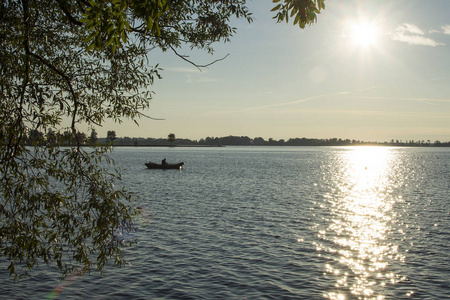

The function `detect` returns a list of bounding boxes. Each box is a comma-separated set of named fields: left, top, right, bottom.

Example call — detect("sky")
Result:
left=98, top=0, right=450, bottom=142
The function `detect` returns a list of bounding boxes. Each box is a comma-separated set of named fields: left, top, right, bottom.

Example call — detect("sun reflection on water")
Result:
left=316, top=147, right=406, bottom=299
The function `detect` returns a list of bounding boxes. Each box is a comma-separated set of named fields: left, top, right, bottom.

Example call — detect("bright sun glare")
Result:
left=349, top=21, right=379, bottom=47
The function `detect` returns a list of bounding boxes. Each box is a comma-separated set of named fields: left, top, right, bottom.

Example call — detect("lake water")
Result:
left=1, top=146, right=449, bottom=299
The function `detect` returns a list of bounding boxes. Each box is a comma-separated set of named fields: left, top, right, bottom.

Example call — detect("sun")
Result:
left=348, top=21, right=379, bottom=47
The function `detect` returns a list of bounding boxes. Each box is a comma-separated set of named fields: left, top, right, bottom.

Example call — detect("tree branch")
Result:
left=169, top=45, right=229, bottom=70
left=23, top=44, right=81, bottom=144
left=56, top=0, right=83, bottom=26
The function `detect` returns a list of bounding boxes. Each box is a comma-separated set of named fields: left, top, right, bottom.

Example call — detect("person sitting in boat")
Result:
left=162, top=158, right=167, bottom=165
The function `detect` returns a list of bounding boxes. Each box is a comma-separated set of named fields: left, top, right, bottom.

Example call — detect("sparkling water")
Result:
left=1, top=146, right=449, bottom=299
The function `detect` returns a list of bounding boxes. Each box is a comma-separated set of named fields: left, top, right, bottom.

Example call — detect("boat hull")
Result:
left=145, top=162, right=184, bottom=169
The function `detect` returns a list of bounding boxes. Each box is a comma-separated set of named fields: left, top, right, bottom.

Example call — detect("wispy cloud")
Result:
left=442, top=24, right=450, bottom=35
left=398, top=23, right=424, bottom=35
left=393, top=34, right=443, bottom=46
left=164, top=68, right=216, bottom=83
left=166, top=67, right=202, bottom=73
left=216, top=84, right=450, bottom=116
left=357, top=96, right=450, bottom=107
left=185, top=74, right=217, bottom=83
left=231, top=93, right=337, bottom=113
left=392, top=23, right=444, bottom=46
left=215, top=91, right=353, bottom=115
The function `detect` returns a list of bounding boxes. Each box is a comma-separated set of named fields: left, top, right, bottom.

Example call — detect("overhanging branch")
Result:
left=169, top=45, right=229, bottom=71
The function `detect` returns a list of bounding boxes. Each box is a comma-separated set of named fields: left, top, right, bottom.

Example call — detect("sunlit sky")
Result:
left=98, top=0, right=450, bottom=142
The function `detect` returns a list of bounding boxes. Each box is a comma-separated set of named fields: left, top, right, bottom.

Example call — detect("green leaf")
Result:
left=86, top=42, right=95, bottom=52
left=271, top=4, right=281, bottom=11
left=294, top=14, right=300, bottom=25
left=147, top=16, right=154, bottom=30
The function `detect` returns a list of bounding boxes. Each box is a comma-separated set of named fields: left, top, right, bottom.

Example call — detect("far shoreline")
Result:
left=106, top=144, right=450, bottom=148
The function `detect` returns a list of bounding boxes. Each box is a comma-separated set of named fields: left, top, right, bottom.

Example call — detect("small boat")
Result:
left=145, top=161, right=184, bottom=169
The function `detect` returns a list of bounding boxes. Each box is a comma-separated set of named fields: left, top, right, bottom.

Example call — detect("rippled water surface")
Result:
left=2, top=146, right=449, bottom=299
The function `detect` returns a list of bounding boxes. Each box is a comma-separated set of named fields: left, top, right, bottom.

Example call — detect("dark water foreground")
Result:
left=1, top=146, right=449, bottom=299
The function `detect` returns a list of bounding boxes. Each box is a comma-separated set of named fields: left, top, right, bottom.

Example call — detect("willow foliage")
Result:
left=0, top=0, right=323, bottom=280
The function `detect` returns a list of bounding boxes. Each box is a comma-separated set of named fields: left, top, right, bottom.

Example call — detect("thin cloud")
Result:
left=220, top=87, right=377, bottom=115
left=392, top=23, right=444, bottom=46
left=195, top=77, right=217, bottom=83
left=283, top=108, right=448, bottom=118
left=393, top=34, right=443, bottom=46
left=233, top=93, right=337, bottom=113
left=217, top=91, right=356, bottom=115
left=166, top=67, right=202, bottom=73
left=358, top=96, right=450, bottom=107
left=223, top=90, right=449, bottom=116
left=442, top=24, right=450, bottom=34
left=398, top=23, right=424, bottom=35
left=420, top=76, right=449, bottom=83
left=185, top=74, right=217, bottom=83
left=163, top=68, right=216, bottom=82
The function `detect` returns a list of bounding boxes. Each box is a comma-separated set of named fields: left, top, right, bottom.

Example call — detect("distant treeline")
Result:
left=111, top=136, right=450, bottom=147
left=24, top=130, right=450, bottom=147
